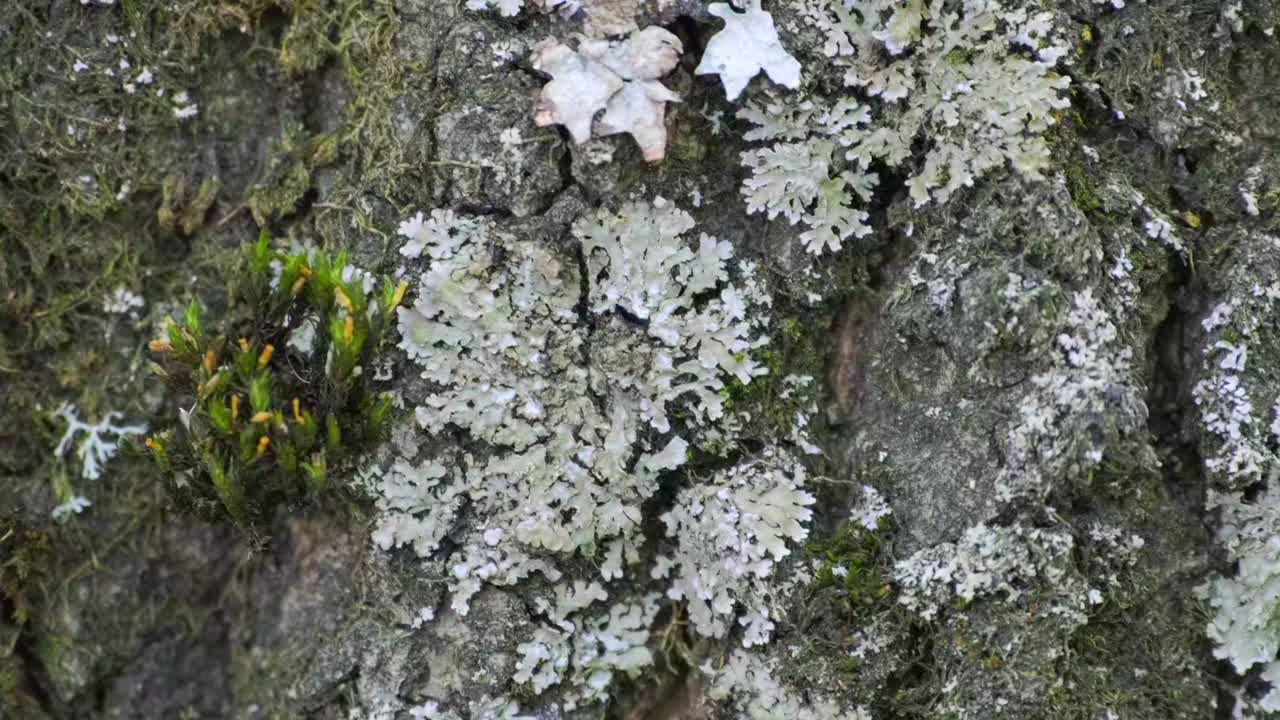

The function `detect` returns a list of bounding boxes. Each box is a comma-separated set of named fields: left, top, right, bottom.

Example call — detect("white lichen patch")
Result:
left=658, top=450, right=815, bottom=647
left=984, top=287, right=1147, bottom=506
left=363, top=198, right=825, bottom=709
left=893, top=523, right=1086, bottom=625
left=172, top=91, right=199, bottom=120
left=51, top=495, right=92, bottom=521
left=1191, top=238, right=1280, bottom=712
left=1203, top=484, right=1280, bottom=712
left=514, top=583, right=660, bottom=708
left=386, top=201, right=772, bottom=605
left=707, top=648, right=872, bottom=720
left=465, top=0, right=526, bottom=15
left=103, top=285, right=145, bottom=318
left=739, top=0, right=1070, bottom=254
left=850, top=484, right=892, bottom=531
left=54, top=403, right=147, bottom=482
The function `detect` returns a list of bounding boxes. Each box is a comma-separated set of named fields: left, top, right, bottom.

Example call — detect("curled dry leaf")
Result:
left=583, top=26, right=682, bottom=81
left=695, top=0, right=802, bottom=101
left=532, top=38, right=624, bottom=144
left=531, top=27, right=683, bottom=162
left=530, top=0, right=582, bottom=14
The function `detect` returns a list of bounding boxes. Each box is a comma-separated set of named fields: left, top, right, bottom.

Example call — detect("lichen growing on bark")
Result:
left=5, top=0, right=1280, bottom=718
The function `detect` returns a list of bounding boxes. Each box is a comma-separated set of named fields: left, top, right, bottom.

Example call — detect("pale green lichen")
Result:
left=385, top=199, right=775, bottom=595
left=1191, top=241, right=1280, bottom=714
left=657, top=449, right=815, bottom=647
left=739, top=0, right=1071, bottom=253
left=363, top=197, right=824, bottom=711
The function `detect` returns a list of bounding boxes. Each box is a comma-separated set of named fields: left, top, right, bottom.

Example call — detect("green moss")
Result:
left=144, top=233, right=405, bottom=526
left=0, top=519, right=54, bottom=629
left=279, top=0, right=340, bottom=76
left=248, top=161, right=314, bottom=227
left=1064, top=161, right=1106, bottom=217
left=0, top=651, right=50, bottom=720
left=767, top=516, right=901, bottom=703
left=319, top=0, right=409, bottom=200
left=248, top=126, right=342, bottom=227
left=0, top=0, right=294, bottom=485
left=1044, top=117, right=1125, bottom=226
left=185, top=178, right=223, bottom=234
left=32, top=632, right=83, bottom=698
left=720, top=315, right=824, bottom=439
left=1044, top=589, right=1216, bottom=720
left=668, top=120, right=709, bottom=164
left=0, top=0, right=414, bottom=707
left=157, top=175, right=186, bottom=232
left=944, top=47, right=977, bottom=66
left=1043, top=453, right=1217, bottom=718
left=159, top=176, right=222, bottom=235
left=806, top=521, right=895, bottom=613
left=122, top=1, right=281, bottom=60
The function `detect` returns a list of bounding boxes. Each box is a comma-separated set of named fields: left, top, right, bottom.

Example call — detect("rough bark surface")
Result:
left=3, top=1, right=1279, bottom=718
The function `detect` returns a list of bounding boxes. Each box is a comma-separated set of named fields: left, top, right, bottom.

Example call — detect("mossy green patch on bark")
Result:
left=159, top=175, right=222, bottom=235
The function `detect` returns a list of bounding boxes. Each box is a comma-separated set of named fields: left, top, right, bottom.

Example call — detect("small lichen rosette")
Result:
left=657, top=449, right=816, bottom=647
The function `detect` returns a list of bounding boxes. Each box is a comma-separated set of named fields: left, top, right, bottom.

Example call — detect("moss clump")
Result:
left=768, top=516, right=901, bottom=704
left=279, top=0, right=342, bottom=76
left=720, top=316, right=823, bottom=438
left=667, top=115, right=710, bottom=165
left=1, top=516, right=54, bottom=628
left=0, top=654, right=48, bottom=720
left=144, top=232, right=405, bottom=526
left=1043, top=585, right=1216, bottom=720
left=1063, top=160, right=1107, bottom=218
left=806, top=519, right=895, bottom=615
left=248, top=126, right=340, bottom=227
left=158, top=175, right=223, bottom=236
left=0, top=513, right=57, bottom=716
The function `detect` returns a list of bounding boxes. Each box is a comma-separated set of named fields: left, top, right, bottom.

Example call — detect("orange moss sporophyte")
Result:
left=335, top=286, right=354, bottom=313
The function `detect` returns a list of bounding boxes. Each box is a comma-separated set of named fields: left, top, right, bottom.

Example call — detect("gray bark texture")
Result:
left=2, top=0, right=1279, bottom=718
